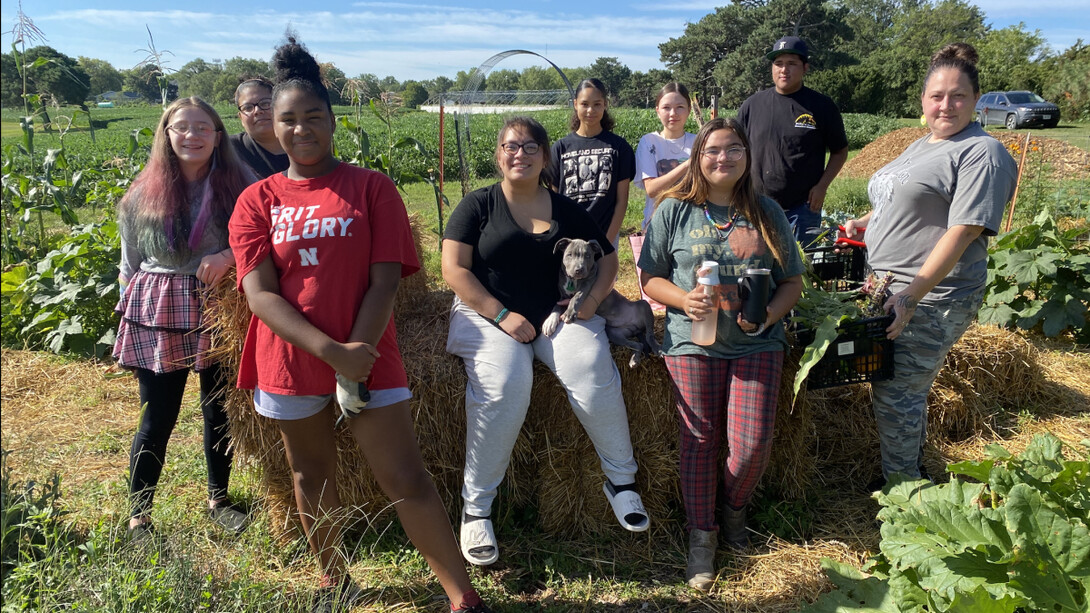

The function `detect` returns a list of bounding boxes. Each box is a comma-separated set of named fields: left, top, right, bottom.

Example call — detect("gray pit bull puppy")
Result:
left=541, top=238, right=660, bottom=367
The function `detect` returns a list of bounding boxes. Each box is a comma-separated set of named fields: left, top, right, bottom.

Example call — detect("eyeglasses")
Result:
left=168, top=123, right=217, bottom=137
left=702, top=146, right=746, bottom=161
left=238, top=99, right=272, bottom=115
left=500, top=141, right=541, bottom=155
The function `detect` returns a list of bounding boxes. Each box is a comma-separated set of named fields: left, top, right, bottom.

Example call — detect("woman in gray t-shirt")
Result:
left=841, top=43, right=1017, bottom=488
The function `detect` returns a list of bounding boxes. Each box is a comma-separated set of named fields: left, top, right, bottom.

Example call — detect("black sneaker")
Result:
left=311, top=578, right=364, bottom=613
left=208, top=500, right=248, bottom=534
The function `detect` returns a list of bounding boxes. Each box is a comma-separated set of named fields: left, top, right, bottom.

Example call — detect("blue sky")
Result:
left=4, top=1, right=1088, bottom=82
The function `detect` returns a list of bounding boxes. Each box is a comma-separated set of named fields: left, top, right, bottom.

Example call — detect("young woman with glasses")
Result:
left=229, top=77, right=289, bottom=178
left=442, top=116, right=650, bottom=568
left=637, top=118, right=804, bottom=592
left=114, top=97, right=256, bottom=541
left=547, top=78, right=635, bottom=243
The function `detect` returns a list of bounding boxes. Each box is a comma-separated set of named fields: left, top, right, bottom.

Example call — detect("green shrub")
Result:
left=979, top=208, right=1090, bottom=342
left=1, top=220, right=121, bottom=356
left=841, top=113, right=902, bottom=150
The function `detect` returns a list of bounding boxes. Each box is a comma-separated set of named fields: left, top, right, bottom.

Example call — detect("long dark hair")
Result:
left=496, top=116, right=553, bottom=188
left=923, top=42, right=979, bottom=95
left=568, top=78, right=615, bottom=132
left=118, top=97, right=250, bottom=266
left=660, top=118, right=790, bottom=267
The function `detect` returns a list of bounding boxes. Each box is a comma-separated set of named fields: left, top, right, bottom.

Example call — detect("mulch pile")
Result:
left=203, top=217, right=1084, bottom=542
left=842, top=127, right=1090, bottom=181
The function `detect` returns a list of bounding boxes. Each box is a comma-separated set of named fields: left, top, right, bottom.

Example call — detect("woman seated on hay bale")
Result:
left=229, top=37, right=491, bottom=613
left=442, top=116, right=650, bottom=567
left=841, top=42, right=1017, bottom=491
left=638, top=117, right=804, bottom=591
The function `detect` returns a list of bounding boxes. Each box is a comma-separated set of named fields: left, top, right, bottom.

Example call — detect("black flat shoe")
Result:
left=208, top=501, right=249, bottom=534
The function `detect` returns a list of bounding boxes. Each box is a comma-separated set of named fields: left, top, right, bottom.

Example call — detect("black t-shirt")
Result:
left=444, top=183, right=614, bottom=332
left=737, top=86, right=848, bottom=210
left=228, top=132, right=290, bottom=179
left=547, top=131, right=636, bottom=232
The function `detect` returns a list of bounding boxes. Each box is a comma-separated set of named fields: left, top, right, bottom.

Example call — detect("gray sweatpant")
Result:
left=446, top=298, right=639, bottom=517
left=870, top=291, right=982, bottom=478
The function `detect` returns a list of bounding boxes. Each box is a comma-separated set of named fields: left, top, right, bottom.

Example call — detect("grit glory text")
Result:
left=270, top=205, right=355, bottom=267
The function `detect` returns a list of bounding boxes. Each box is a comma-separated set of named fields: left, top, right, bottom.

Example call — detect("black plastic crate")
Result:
left=805, top=245, right=867, bottom=288
left=796, top=315, right=895, bottom=390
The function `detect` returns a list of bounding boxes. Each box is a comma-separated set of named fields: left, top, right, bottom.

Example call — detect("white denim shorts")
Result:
left=253, top=386, right=412, bottom=420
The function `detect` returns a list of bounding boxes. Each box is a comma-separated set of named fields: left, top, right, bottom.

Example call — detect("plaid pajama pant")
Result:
left=664, top=351, right=782, bottom=532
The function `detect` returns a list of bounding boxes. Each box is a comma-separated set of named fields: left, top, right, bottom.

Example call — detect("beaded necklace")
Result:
left=703, top=202, right=739, bottom=240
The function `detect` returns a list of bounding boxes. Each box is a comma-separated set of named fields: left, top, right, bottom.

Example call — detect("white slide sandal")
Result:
left=603, top=482, right=650, bottom=532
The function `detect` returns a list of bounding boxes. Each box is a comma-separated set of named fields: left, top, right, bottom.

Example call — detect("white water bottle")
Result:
left=691, top=261, right=720, bottom=346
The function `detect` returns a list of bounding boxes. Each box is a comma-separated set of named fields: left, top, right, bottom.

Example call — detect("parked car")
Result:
left=975, top=91, right=1061, bottom=130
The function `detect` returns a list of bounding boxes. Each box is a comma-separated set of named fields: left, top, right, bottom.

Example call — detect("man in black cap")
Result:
left=737, top=35, right=848, bottom=245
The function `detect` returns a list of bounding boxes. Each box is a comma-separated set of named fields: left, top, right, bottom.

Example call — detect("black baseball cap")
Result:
left=767, top=36, right=809, bottom=62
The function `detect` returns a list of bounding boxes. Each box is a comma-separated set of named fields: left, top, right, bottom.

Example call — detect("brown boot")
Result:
left=686, top=528, right=717, bottom=592
left=721, top=505, right=748, bottom=550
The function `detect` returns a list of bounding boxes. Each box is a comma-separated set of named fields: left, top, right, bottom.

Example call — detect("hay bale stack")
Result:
left=206, top=216, right=1051, bottom=538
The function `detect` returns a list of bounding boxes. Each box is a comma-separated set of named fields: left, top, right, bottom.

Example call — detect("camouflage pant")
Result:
left=870, top=291, right=983, bottom=478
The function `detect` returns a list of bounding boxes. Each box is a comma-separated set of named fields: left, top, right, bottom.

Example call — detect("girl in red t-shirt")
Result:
left=229, top=38, right=490, bottom=613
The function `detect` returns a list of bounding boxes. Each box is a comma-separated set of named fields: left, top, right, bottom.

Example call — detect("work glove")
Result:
left=335, top=373, right=371, bottom=425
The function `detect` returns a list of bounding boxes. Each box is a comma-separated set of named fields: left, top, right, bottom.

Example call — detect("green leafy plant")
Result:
left=1, top=220, right=120, bottom=356
left=980, top=207, right=1090, bottom=342
left=802, top=433, right=1090, bottom=613
left=789, top=262, right=891, bottom=400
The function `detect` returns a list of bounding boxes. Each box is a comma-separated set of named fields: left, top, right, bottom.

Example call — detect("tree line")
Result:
left=2, top=0, right=1087, bottom=120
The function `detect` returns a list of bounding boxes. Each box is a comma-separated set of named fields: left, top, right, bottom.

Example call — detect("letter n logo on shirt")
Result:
left=299, top=247, right=319, bottom=266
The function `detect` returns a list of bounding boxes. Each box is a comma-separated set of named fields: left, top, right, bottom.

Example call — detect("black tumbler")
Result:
left=738, top=268, right=771, bottom=324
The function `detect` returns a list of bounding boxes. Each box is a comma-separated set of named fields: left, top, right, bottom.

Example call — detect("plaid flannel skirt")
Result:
left=113, top=271, right=214, bottom=373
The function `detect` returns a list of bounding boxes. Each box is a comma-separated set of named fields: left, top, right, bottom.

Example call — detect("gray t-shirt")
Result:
left=639, top=195, right=805, bottom=358
left=865, top=123, right=1016, bottom=303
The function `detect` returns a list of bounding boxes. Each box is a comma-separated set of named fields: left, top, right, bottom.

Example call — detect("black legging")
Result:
left=128, top=363, right=233, bottom=518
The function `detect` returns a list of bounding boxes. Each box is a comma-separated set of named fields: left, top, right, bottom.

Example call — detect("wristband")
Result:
left=587, top=294, right=600, bottom=308
left=494, top=308, right=509, bottom=324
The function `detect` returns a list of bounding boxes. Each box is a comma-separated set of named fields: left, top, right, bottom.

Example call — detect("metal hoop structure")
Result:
left=449, top=50, right=575, bottom=195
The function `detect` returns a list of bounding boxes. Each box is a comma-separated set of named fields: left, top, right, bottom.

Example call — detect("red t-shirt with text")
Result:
left=229, top=163, right=420, bottom=395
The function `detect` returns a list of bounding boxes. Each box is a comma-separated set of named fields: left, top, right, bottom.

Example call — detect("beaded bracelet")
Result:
left=494, top=308, right=509, bottom=324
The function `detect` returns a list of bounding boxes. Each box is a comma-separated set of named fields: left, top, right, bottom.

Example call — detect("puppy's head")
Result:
left=554, top=238, right=603, bottom=280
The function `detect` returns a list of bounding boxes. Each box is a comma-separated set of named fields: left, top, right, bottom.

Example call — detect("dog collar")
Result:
left=565, top=279, right=577, bottom=293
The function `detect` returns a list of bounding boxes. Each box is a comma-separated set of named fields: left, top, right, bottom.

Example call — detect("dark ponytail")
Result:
left=271, top=35, right=332, bottom=111
left=924, top=42, right=979, bottom=95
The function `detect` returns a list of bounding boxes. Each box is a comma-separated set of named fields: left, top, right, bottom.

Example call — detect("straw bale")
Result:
left=205, top=214, right=1068, bottom=539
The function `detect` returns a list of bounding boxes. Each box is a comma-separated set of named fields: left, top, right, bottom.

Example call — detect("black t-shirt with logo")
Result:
left=444, top=183, right=614, bottom=332
left=737, top=86, right=847, bottom=210
left=547, top=131, right=636, bottom=233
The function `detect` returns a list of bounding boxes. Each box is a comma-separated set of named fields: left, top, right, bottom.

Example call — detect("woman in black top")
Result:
left=228, top=77, right=289, bottom=178
left=442, top=116, right=649, bottom=568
